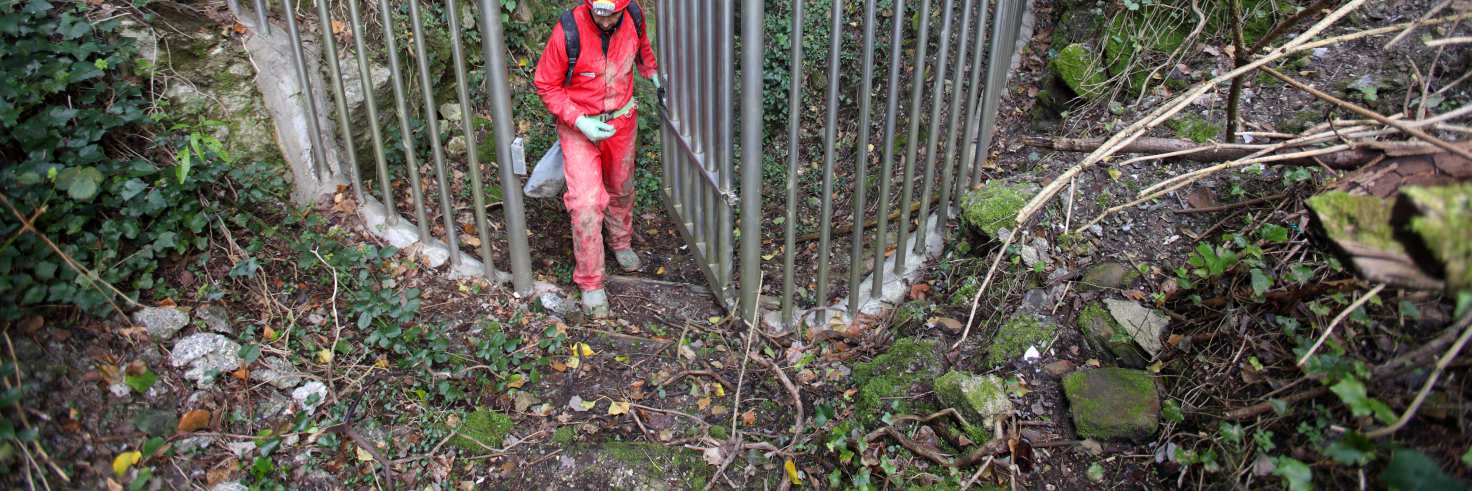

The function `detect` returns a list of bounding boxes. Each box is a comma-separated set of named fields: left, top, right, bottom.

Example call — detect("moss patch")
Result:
left=601, top=441, right=711, bottom=489
left=1078, top=262, right=1139, bottom=291
left=451, top=408, right=513, bottom=455
left=1076, top=301, right=1147, bottom=368
left=1402, top=184, right=1472, bottom=291
left=1167, top=113, right=1219, bottom=144
left=552, top=426, right=576, bottom=446
left=934, top=371, right=1011, bottom=442
left=1062, top=368, right=1159, bottom=441
left=985, top=315, right=1056, bottom=368
left=1307, top=191, right=1402, bottom=253
left=854, top=338, right=943, bottom=422
left=1052, top=43, right=1107, bottom=100
left=960, top=181, right=1035, bottom=238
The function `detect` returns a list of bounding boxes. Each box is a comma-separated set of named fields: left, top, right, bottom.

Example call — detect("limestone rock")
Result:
left=1103, top=298, right=1167, bottom=357
left=1399, top=183, right=1472, bottom=292
left=1078, top=262, right=1139, bottom=291
left=960, top=181, right=1036, bottom=239
left=1308, top=191, right=1442, bottom=289
left=1076, top=301, right=1147, bottom=368
left=252, top=357, right=304, bottom=389
left=195, top=304, right=232, bottom=333
left=934, top=371, right=1012, bottom=435
left=452, top=408, right=513, bottom=455
left=135, top=306, right=189, bottom=340
left=292, top=381, right=328, bottom=414
left=853, top=337, right=943, bottom=423
left=170, top=333, right=242, bottom=388
left=1063, top=368, right=1160, bottom=441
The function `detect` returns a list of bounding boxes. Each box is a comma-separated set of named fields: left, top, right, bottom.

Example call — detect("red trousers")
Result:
left=559, top=109, right=638, bottom=292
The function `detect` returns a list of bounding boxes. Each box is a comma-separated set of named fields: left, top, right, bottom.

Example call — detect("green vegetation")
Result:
left=960, top=181, right=1034, bottom=238
left=853, top=337, right=942, bottom=422
left=451, top=409, right=514, bottom=455
left=1062, top=368, right=1159, bottom=441
left=1052, top=43, right=1107, bottom=100
left=1168, top=113, right=1220, bottom=144
left=985, top=315, right=1055, bottom=368
left=1402, top=184, right=1472, bottom=291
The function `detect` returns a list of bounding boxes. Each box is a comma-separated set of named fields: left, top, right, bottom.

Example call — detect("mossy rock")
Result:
left=451, top=408, right=513, bottom=455
left=854, top=337, right=943, bottom=422
left=533, top=441, right=712, bottom=490
left=1062, top=368, right=1160, bottom=441
left=1307, top=191, right=1403, bottom=254
left=1076, top=301, right=1148, bottom=368
left=1400, top=184, right=1472, bottom=292
left=985, top=315, right=1055, bottom=368
left=934, top=371, right=1011, bottom=441
left=1078, top=262, right=1139, bottom=291
left=960, top=181, right=1036, bottom=238
left=1051, top=43, right=1107, bottom=100
left=1167, top=113, right=1219, bottom=144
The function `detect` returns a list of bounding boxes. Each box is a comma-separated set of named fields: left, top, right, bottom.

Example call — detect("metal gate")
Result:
left=658, top=0, right=1027, bottom=325
left=233, top=0, right=535, bottom=295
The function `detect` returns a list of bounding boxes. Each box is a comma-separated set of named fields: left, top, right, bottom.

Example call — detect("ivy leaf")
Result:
left=1250, top=269, right=1273, bottom=297
left=1330, top=377, right=1396, bottom=423
left=55, top=166, right=103, bottom=201
left=1258, top=223, right=1290, bottom=243
left=1272, top=457, right=1312, bottom=491
left=1324, top=432, right=1376, bottom=466
left=1382, top=449, right=1466, bottom=490
left=124, top=370, right=157, bottom=394
left=1162, top=399, right=1184, bottom=423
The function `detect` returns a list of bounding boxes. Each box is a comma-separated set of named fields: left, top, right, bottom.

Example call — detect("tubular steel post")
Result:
left=281, top=0, right=328, bottom=180
left=658, top=0, right=675, bottom=200
left=348, top=0, right=397, bottom=223
left=893, top=0, right=933, bottom=273
left=700, top=0, right=717, bottom=267
left=680, top=3, right=695, bottom=239
left=447, top=0, right=496, bottom=279
left=408, top=0, right=462, bottom=265
left=974, top=0, right=1024, bottom=186
left=717, top=0, right=735, bottom=296
left=378, top=0, right=432, bottom=239
left=913, top=0, right=955, bottom=255
left=871, top=0, right=907, bottom=296
left=780, top=0, right=804, bottom=326
left=315, top=0, right=363, bottom=203
left=934, top=0, right=977, bottom=238
left=738, top=0, right=765, bottom=321
left=814, top=0, right=843, bottom=309
left=845, top=0, right=878, bottom=314
left=252, top=0, right=269, bottom=34
left=477, top=0, right=533, bottom=293
left=957, top=0, right=992, bottom=194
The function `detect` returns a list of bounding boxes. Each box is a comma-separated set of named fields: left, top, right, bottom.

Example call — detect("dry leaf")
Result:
left=607, top=400, right=631, bottom=416
left=741, top=410, right=756, bottom=426
left=177, top=409, right=210, bottom=433
left=112, top=450, right=141, bottom=476
left=785, top=459, right=803, bottom=486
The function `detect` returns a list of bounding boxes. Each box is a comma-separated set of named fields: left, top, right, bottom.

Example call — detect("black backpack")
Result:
left=558, top=2, right=646, bottom=86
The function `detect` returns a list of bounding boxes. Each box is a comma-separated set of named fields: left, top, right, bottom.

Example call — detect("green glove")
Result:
left=651, top=74, right=661, bottom=90
left=574, top=115, right=616, bottom=143
left=652, top=74, right=666, bottom=106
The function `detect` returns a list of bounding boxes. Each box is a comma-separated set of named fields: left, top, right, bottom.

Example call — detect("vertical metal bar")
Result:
left=659, top=0, right=675, bottom=201
left=700, top=0, right=717, bottom=264
left=252, top=0, right=269, bottom=34
left=717, top=0, right=735, bottom=297
left=478, top=0, right=533, bottom=293
left=677, top=2, right=692, bottom=234
left=957, top=0, right=992, bottom=194
left=974, top=0, right=1023, bottom=187
left=870, top=0, right=907, bottom=296
left=739, top=0, right=766, bottom=320
left=845, top=0, right=878, bottom=314
left=281, top=0, right=328, bottom=180
left=934, top=0, right=977, bottom=238
left=378, top=0, right=431, bottom=239
left=408, top=0, right=462, bottom=265
left=315, top=0, right=363, bottom=203
left=814, top=0, right=843, bottom=309
left=348, top=0, right=397, bottom=223
left=780, top=0, right=804, bottom=326
left=448, top=0, right=495, bottom=279
left=893, top=0, right=933, bottom=273
left=912, top=0, right=956, bottom=255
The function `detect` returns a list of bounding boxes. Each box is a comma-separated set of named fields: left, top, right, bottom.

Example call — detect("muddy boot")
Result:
left=614, top=249, right=641, bottom=272
left=582, top=289, right=610, bottom=319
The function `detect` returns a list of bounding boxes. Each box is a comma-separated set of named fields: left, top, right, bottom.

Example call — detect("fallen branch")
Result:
left=1021, top=135, right=1382, bottom=168
left=1173, top=192, right=1289, bottom=214
left=750, top=353, right=804, bottom=442
left=0, top=193, right=139, bottom=316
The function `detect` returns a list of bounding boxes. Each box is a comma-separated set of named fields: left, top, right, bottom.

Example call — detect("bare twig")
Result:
left=1365, top=309, right=1472, bottom=438
left=0, top=193, right=138, bottom=315
left=1297, top=284, right=1386, bottom=367
left=1386, top=0, right=1452, bottom=49
left=1173, top=192, right=1289, bottom=214
left=956, top=230, right=1020, bottom=349
left=750, top=353, right=804, bottom=443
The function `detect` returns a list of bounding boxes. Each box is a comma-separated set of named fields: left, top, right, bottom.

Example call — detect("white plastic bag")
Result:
left=523, top=142, right=565, bottom=198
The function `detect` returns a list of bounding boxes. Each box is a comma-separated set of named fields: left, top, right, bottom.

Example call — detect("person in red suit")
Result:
left=534, top=0, right=660, bottom=317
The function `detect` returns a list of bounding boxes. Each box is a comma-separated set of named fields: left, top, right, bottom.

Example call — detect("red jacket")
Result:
left=534, top=3, right=658, bottom=129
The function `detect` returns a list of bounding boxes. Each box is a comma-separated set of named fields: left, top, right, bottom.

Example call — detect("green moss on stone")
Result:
left=1062, top=368, right=1160, bottom=441
left=1078, top=262, right=1139, bottom=291
left=854, top=338, right=942, bottom=423
left=1307, top=191, right=1403, bottom=253
left=1052, top=43, right=1107, bottom=100
left=552, top=426, right=576, bottom=446
left=451, top=408, right=513, bottom=455
left=1076, top=301, right=1147, bottom=368
left=934, top=371, right=1011, bottom=442
left=1168, top=113, right=1220, bottom=144
left=985, top=315, right=1055, bottom=368
left=960, top=181, right=1035, bottom=238
left=1403, top=184, right=1472, bottom=291
left=602, top=441, right=711, bottom=489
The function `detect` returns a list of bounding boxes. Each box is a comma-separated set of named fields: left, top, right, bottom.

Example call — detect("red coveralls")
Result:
left=534, top=2, right=658, bottom=292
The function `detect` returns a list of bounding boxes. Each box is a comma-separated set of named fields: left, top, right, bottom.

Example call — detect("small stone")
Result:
left=210, top=483, right=250, bottom=491
left=1062, top=368, right=1160, bottom=441
left=253, top=357, right=304, bottom=389
left=226, top=441, right=256, bottom=458
left=170, top=333, right=243, bottom=388
left=440, top=102, right=463, bottom=122
left=135, top=306, right=190, bottom=340
left=258, top=391, right=291, bottom=421
left=1078, top=262, right=1139, bottom=291
left=1043, top=360, right=1075, bottom=377
left=985, top=315, right=1056, bottom=368
left=934, top=371, right=1012, bottom=437
left=109, top=382, right=131, bottom=398
left=447, top=135, right=467, bottom=157
left=1076, top=301, right=1148, bottom=368
left=195, top=304, right=232, bottom=333
left=1089, top=224, right=1104, bottom=237
left=1020, top=289, right=1051, bottom=313
left=132, top=409, right=177, bottom=437
left=292, top=381, right=328, bottom=414
left=1020, top=245, right=1042, bottom=266
left=1103, top=298, right=1167, bottom=356
left=960, top=181, right=1037, bottom=238
left=176, top=435, right=215, bottom=453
